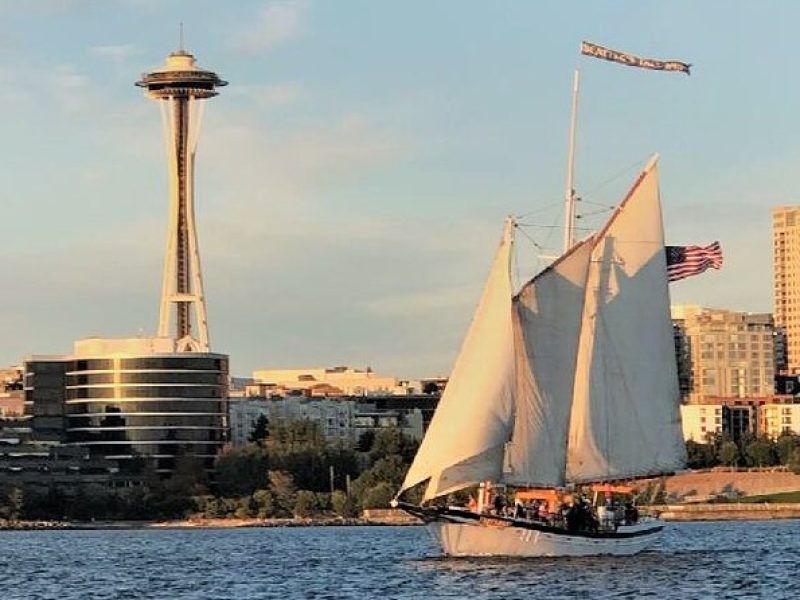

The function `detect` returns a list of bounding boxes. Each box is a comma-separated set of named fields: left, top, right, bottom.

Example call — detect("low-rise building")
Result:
left=758, top=397, right=800, bottom=438
left=229, top=394, right=431, bottom=447
left=229, top=396, right=355, bottom=446
left=250, top=366, right=420, bottom=397
left=680, top=398, right=759, bottom=443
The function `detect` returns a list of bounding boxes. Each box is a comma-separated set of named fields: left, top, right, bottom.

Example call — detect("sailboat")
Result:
left=392, top=155, right=687, bottom=557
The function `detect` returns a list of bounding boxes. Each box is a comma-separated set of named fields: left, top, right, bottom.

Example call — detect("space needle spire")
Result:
left=136, top=46, right=227, bottom=352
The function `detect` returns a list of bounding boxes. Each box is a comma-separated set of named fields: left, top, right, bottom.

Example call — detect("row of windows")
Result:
left=68, top=429, right=224, bottom=444
left=65, top=400, right=225, bottom=415
left=66, top=372, right=227, bottom=386
left=65, top=386, right=224, bottom=400
left=73, top=358, right=228, bottom=372
left=67, top=415, right=225, bottom=428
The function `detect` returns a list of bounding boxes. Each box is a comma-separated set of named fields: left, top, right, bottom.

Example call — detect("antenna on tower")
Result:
left=178, top=22, right=185, bottom=52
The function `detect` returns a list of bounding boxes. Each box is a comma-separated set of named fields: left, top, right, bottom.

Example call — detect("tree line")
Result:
left=686, top=433, right=800, bottom=471
left=0, top=418, right=420, bottom=522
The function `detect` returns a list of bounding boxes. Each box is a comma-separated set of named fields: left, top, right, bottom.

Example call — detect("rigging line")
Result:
left=581, top=156, right=648, bottom=198
left=577, top=198, right=616, bottom=210
left=514, top=224, right=544, bottom=251
left=515, top=200, right=565, bottom=220
left=577, top=207, right=614, bottom=219
left=515, top=222, right=595, bottom=231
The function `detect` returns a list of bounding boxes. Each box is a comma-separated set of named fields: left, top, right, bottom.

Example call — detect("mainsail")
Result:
left=398, top=219, right=517, bottom=501
left=504, top=237, right=593, bottom=488
left=566, top=157, right=687, bottom=482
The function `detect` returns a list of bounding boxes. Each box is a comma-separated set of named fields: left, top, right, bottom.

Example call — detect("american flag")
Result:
left=665, top=242, right=723, bottom=282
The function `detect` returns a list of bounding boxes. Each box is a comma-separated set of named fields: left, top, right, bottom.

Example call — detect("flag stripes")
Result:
left=665, top=242, right=723, bottom=282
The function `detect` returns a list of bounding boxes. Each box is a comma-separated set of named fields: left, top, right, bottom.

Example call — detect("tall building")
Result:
left=25, top=337, right=228, bottom=474
left=136, top=46, right=227, bottom=352
left=21, top=47, right=231, bottom=479
left=773, top=206, right=800, bottom=372
left=672, top=305, right=776, bottom=403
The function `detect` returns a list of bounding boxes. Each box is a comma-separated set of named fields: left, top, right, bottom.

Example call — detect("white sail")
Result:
left=504, top=237, right=593, bottom=488
left=398, top=220, right=516, bottom=501
left=566, top=156, right=686, bottom=482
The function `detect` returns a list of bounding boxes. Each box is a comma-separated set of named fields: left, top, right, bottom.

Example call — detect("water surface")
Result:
left=1, top=520, right=796, bottom=599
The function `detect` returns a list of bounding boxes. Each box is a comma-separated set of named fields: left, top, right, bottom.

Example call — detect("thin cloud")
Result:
left=234, top=82, right=304, bottom=108
left=234, top=0, right=308, bottom=53
left=91, top=44, right=140, bottom=62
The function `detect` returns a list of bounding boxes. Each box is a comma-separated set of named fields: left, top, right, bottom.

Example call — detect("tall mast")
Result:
left=563, top=69, right=580, bottom=253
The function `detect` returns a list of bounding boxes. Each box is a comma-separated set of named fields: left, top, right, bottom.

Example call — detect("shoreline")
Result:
left=655, top=502, right=800, bottom=521
left=0, top=515, right=424, bottom=531
left=6, top=503, right=800, bottom=531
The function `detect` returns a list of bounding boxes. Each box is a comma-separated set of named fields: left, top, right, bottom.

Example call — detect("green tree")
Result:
left=267, top=470, right=297, bottom=517
left=248, top=415, right=269, bottom=445
left=356, top=430, right=375, bottom=453
left=331, top=490, right=358, bottom=518
left=777, top=434, right=799, bottom=465
left=252, top=489, right=275, bottom=518
left=362, top=482, right=395, bottom=509
left=369, top=428, right=417, bottom=464
left=294, top=490, right=320, bottom=518
left=234, top=496, right=257, bottom=519
left=744, top=437, right=778, bottom=467
left=718, top=441, right=739, bottom=467
left=215, top=445, right=269, bottom=497
left=686, top=440, right=717, bottom=469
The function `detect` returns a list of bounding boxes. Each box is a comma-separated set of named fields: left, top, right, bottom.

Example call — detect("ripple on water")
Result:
left=2, top=521, right=800, bottom=599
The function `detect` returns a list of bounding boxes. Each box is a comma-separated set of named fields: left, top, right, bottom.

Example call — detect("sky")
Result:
left=0, top=0, right=795, bottom=378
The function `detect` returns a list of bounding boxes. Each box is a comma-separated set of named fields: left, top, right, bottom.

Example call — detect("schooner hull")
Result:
left=428, top=520, right=662, bottom=557
left=396, top=502, right=663, bottom=557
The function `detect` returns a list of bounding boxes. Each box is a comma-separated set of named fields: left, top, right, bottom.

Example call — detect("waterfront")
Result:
left=2, top=521, right=799, bottom=599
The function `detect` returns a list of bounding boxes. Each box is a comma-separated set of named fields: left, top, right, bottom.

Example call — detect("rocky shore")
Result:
left=0, top=509, right=423, bottom=531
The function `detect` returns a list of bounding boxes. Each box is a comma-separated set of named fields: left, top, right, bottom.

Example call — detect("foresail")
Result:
left=398, top=220, right=516, bottom=501
left=504, top=237, right=593, bottom=488
left=566, top=157, right=687, bottom=482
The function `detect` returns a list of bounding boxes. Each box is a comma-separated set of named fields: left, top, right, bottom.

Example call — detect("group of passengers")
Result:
left=473, top=492, right=640, bottom=532
left=563, top=497, right=640, bottom=532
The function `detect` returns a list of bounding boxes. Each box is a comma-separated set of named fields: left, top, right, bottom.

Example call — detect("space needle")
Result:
left=136, top=44, right=227, bottom=352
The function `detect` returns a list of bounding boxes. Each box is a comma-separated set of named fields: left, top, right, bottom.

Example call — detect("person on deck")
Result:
left=493, top=493, right=506, bottom=516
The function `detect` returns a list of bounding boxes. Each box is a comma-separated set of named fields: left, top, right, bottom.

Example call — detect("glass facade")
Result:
left=26, top=353, right=229, bottom=473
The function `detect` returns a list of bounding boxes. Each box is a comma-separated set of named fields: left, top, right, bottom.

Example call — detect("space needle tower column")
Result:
left=136, top=48, right=227, bottom=352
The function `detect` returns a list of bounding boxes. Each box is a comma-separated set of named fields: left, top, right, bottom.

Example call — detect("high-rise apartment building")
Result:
left=773, top=206, right=800, bottom=372
left=672, top=305, right=776, bottom=403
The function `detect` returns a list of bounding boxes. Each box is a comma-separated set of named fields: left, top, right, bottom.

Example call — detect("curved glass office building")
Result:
left=26, top=338, right=229, bottom=474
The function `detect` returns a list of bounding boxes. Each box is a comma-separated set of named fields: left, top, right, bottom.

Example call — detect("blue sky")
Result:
left=0, top=0, right=794, bottom=377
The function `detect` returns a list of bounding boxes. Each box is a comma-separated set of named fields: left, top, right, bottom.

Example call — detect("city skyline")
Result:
left=0, top=1, right=795, bottom=377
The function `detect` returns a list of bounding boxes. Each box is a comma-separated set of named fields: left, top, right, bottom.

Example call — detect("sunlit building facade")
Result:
left=25, top=337, right=228, bottom=474
left=774, top=206, right=800, bottom=372
left=672, top=305, right=776, bottom=403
